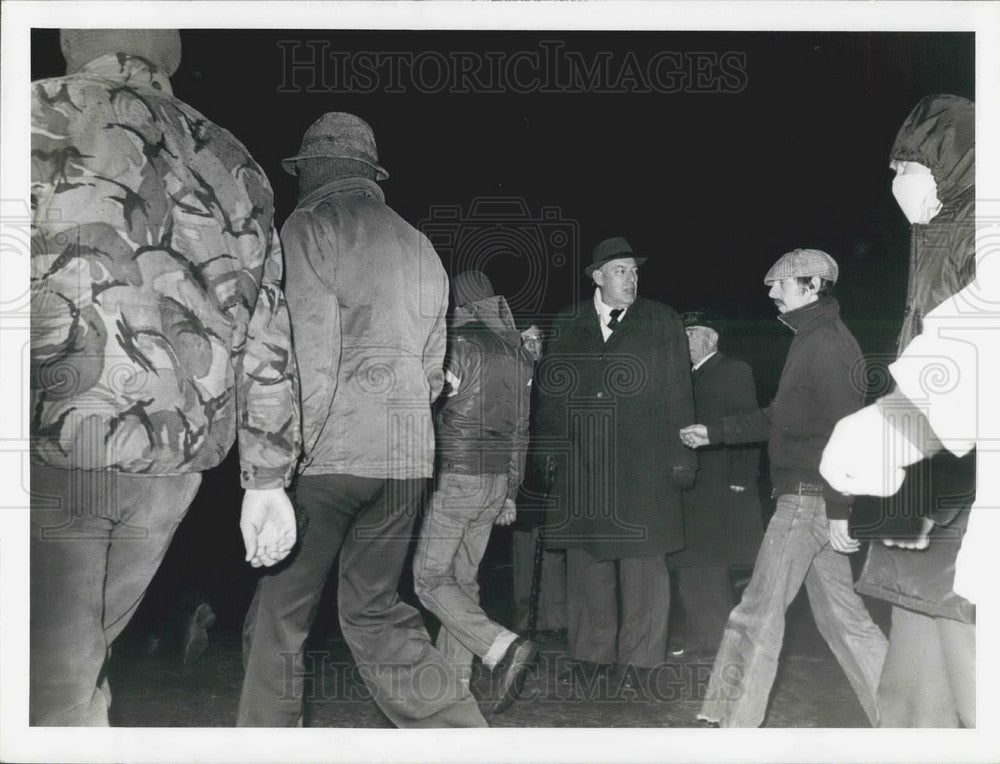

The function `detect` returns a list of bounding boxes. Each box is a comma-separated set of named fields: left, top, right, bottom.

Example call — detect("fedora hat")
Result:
left=585, top=236, right=646, bottom=276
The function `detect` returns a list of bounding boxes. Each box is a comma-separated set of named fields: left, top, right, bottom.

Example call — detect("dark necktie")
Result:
left=608, top=308, right=623, bottom=331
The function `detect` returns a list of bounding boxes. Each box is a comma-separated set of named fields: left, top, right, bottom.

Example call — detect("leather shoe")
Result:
left=616, top=664, right=652, bottom=693
left=493, top=637, right=538, bottom=713
left=181, top=602, right=215, bottom=666
left=557, top=660, right=613, bottom=687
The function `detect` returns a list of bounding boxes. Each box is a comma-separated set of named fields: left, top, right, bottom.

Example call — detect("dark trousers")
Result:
left=30, top=464, right=201, bottom=725
left=511, top=528, right=567, bottom=631
left=675, top=566, right=733, bottom=653
left=565, top=548, right=670, bottom=668
left=877, top=606, right=975, bottom=727
left=237, top=474, right=486, bottom=727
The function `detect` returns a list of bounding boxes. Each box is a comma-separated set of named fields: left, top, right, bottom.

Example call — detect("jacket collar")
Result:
left=693, top=350, right=722, bottom=376
left=297, top=176, right=385, bottom=209
left=778, top=295, right=841, bottom=334
left=453, top=296, right=522, bottom=347
left=78, top=53, right=173, bottom=95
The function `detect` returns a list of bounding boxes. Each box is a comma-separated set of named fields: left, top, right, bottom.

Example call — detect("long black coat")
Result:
left=668, top=352, right=763, bottom=569
left=535, top=296, right=696, bottom=560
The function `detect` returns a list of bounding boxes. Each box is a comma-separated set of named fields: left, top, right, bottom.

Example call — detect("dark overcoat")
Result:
left=668, top=352, right=763, bottom=569
left=535, top=296, right=696, bottom=560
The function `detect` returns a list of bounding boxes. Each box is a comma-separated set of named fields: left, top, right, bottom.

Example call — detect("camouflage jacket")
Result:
left=30, top=54, right=301, bottom=489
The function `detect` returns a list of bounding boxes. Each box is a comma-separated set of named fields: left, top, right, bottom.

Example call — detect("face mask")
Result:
left=892, top=173, right=942, bottom=225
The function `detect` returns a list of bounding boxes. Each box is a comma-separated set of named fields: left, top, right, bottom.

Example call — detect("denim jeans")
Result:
left=238, top=474, right=487, bottom=727
left=699, top=493, right=888, bottom=727
left=30, top=464, right=201, bottom=725
left=413, top=472, right=518, bottom=681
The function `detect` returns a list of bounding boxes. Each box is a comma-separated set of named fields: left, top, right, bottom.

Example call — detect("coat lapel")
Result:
left=693, top=351, right=724, bottom=381
left=603, top=299, right=636, bottom=349
left=579, top=301, right=605, bottom=346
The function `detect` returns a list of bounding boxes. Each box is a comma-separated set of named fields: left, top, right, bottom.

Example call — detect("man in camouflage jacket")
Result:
left=30, top=30, right=301, bottom=726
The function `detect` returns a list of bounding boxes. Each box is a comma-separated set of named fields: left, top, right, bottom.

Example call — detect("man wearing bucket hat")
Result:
left=534, top=236, right=696, bottom=691
left=680, top=249, right=887, bottom=727
left=29, top=29, right=301, bottom=726
left=238, top=113, right=486, bottom=727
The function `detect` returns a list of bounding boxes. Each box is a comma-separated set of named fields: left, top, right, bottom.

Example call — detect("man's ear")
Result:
left=592, top=269, right=605, bottom=288
left=807, top=276, right=821, bottom=293
left=707, top=328, right=719, bottom=349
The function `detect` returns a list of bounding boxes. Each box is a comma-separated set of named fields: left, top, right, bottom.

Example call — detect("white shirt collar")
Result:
left=593, top=289, right=628, bottom=324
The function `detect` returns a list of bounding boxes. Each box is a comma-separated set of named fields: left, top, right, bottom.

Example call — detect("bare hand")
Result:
left=883, top=516, right=934, bottom=551
left=680, top=424, right=709, bottom=449
left=730, top=485, right=746, bottom=493
left=828, top=518, right=861, bottom=554
left=495, top=498, right=517, bottom=526
left=241, top=487, right=297, bottom=568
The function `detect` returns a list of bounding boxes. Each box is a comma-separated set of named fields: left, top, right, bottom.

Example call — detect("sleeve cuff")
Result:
left=824, top=497, right=852, bottom=520
left=706, top=421, right=724, bottom=444
left=240, top=465, right=294, bottom=490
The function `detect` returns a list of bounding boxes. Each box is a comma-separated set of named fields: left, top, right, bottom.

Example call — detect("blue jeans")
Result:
left=413, top=472, right=517, bottom=682
left=699, top=493, right=888, bottom=727
left=30, top=464, right=201, bottom=725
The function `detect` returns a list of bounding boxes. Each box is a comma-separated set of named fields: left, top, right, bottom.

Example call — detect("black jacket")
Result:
left=670, top=352, right=763, bottom=569
left=436, top=299, right=534, bottom=501
left=706, top=297, right=865, bottom=520
left=535, top=295, right=696, bottom=559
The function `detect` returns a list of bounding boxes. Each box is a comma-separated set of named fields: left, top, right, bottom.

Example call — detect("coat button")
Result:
left=596, top=391, right=604, bottom=398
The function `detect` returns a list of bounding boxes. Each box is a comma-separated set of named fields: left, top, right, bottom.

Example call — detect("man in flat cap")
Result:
left=534, top=237, right=696, bottom=691
left=30, top=29, right=301, bottom=725
left=667, top=311, right=762, bottom=658
left=412, top=270, right=537, bottom=714
left=237, top=113, right=486, bottom=727
left=681, top=249, right=887, bottom=727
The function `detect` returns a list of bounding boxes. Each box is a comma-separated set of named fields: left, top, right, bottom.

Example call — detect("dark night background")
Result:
left=30, top=29, right=975, bottom=635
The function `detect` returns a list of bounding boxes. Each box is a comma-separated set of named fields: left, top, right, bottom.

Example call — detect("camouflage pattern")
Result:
left=30, top=53, right=301, bottom=489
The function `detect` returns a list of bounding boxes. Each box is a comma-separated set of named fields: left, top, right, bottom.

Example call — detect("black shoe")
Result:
left=668, top=641, right=686, bottom=657
left=557, top=660, right=613, bottom=687
left=533, top=628, right=567, bottom=645
left=696, top=717, right=720, bottom=728
left=493, top=637, right=538, bottom=714
left=616, top=663, right=652, bottom=693
left=181, top=602, right=215, bottom=666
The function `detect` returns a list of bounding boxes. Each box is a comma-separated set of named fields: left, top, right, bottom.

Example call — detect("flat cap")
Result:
left=764, top=248, right=839, bottom=285
left=681, top=310, right=723, bottom=338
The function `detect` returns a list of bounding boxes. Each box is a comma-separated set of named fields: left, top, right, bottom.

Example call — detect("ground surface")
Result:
left=108, top=587, right=886, bottom=729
